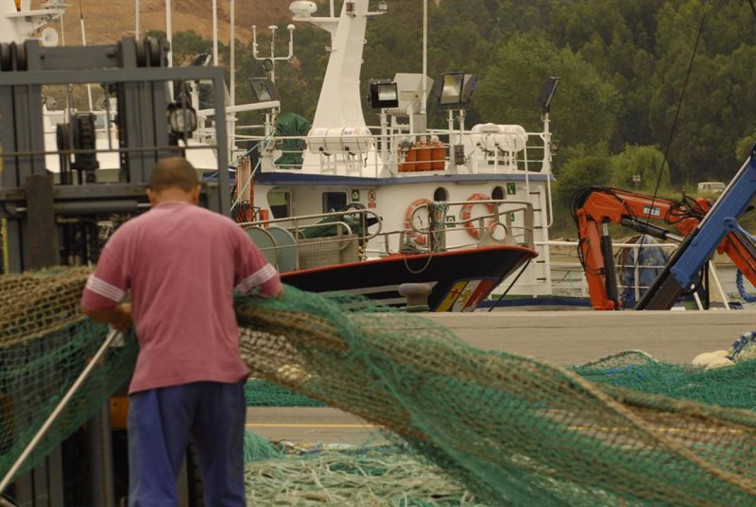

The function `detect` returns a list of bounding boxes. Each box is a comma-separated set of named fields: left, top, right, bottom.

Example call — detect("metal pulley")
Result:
left=132, top=36, right=168, bottom=68
left=0, top=42, right=28, bottom=72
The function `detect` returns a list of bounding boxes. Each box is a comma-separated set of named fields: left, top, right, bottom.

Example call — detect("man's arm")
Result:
left=80, top=232, right=132, bottom=330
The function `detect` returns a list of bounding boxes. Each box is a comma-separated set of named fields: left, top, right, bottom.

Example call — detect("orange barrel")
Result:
left=400, top=148, right=417, bottom=172
left=431, top=144, right=446, bottom=171
left=416, top=146, right=432, bottom=171
left=258, top=208, right=270, bottom=227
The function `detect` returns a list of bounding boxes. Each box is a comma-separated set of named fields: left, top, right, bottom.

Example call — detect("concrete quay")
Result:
left=428, top=309, right=756, bottom=365
left=249, top=309, right=756, bottom=444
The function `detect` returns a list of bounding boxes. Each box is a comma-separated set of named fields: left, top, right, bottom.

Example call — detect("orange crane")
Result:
left=570, top=186, right=756, bottom=310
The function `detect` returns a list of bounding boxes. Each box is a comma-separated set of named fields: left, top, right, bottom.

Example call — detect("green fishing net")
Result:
left=2, top=268, right=756, bottom=505
left=0, top=268, right=138, bottom=480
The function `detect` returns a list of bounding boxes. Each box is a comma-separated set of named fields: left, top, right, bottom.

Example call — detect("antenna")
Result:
left=251, top=23, right=296, bottom=83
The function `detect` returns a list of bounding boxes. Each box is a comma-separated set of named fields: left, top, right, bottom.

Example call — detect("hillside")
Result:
left=32, top=0, right=297, bottom=45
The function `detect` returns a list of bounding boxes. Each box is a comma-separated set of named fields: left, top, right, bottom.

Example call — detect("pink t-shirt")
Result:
left=80, top=201, right=281, bottom=394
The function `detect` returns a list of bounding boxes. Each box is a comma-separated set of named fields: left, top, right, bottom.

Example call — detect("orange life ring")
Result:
left=404, top=198, right=432, bottom=246
left=460, top=193, right=497, bottom=239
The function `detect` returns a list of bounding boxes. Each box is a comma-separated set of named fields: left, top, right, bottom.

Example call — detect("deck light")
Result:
left=369, top=80, right=399, bottom=109
left=167, top=101, right=198, bottom=135
left=539, top=77, right=560, bottom=114
left=438, top=72, right=477, bottom=108
left=248, top=77, right=280, bottom=103
left=378, top=1, right=388, bottom=13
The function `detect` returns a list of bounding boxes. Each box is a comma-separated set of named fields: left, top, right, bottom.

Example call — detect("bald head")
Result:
left=147, top=157, right=201, bottom=206
left=150, top=157, right=199, bottom=193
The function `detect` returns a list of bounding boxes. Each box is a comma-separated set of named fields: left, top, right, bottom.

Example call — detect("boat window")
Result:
left=322, top=192, right=347, bottom=212
left=268, top=190, right=291, bottom=218
left=492, top=186, right=505, bottom=200
left=433, top=187, right=448, bottom=201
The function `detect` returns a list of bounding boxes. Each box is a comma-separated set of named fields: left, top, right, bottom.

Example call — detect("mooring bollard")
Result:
left=398, top=283, right=432, bottom=312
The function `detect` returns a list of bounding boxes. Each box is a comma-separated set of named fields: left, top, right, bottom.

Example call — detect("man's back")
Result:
left=80, top=157, right=278, bottom=506
left=83, top=201, right=279, bottom=393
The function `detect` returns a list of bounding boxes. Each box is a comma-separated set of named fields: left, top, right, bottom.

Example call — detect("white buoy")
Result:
left=691, top=352, right=716, bottom=367
left=705, top=357, right=734, bottom=370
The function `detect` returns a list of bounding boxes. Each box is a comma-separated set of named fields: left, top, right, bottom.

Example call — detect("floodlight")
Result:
left=248, top=77, right=280, bottom=103
left=539, top=76, right=560, bottom=113
left=369, top=80, right=399, bottom=109
left=438, top=72, right=477, bottom=108
left=167, top=102, right=198, bottom=135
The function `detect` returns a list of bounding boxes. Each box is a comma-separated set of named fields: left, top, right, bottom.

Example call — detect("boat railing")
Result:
left=241, top=125, right=551, bottom=177
left=530, top=239, right=734, bottom=309
left=401, top=199, right=535, bottom=252
left=239, top=208, right=383, bottom=273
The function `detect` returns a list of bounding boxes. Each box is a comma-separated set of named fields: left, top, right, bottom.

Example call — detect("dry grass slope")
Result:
left=32, top=0, right=294, bottom=45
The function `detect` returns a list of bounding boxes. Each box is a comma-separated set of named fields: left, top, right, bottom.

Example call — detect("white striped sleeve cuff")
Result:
left=236, top=263, right=278, bottom=295
left=85, top=274, right=126, bottom=303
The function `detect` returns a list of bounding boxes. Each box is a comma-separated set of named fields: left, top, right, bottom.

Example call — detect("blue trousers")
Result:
left=128, top=381, right=246, bottom=507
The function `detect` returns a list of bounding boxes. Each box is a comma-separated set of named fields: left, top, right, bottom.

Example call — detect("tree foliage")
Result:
left=165, top=0, right=756, bottom=191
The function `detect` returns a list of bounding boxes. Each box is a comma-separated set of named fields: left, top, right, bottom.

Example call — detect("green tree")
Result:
left=550, top=144, right=612, bottom=232
left=609, top=145, right=670, bottom=191
left=474, top=34, right=620, bottom=149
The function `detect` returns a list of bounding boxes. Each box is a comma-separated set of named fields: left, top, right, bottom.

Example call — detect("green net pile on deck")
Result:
left=2, top=269, right=756, bottom=505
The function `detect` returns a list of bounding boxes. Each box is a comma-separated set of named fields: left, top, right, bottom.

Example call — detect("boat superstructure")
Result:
left=0, top=0, right=64, bottom=45
left=240, top=0, right=556, bottom=299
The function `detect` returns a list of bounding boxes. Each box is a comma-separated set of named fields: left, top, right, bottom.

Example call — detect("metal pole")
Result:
left=212, top=0, right=219, bottom=65
left=270, top=25, right=277, bottom=83
left=230, top=0, right=235, bottom=109
left=708, top=260, right=731, bottom=310
left=229, top=0, right=236, bottom=159
left=421, top=0, right=427, bottom=115
left=0, top=329, right=124, bottom=495
left=135, top=0, right=140, bottom=39
left=166, top=0, right=172, bottom=67
left=78, top=2, right=94, bottom=111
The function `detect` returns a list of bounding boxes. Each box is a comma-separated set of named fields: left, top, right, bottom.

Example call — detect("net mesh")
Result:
left=243, top=442, right=484, bottom=506
left=0, top=268, right=138, bottom=480
left=2, top=268, right=756, bottom=505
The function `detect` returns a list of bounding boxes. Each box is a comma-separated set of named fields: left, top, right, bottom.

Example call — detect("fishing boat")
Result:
left=230, top=0, right=556, bottom=310
left=2, top=0, right=555, bottom=311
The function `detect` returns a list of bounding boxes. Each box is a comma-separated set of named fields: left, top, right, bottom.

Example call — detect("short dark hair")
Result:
left=149, top=157, right=199, bottom=193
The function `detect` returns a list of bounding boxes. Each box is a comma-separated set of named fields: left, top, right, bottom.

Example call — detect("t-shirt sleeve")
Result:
left=233, top=226, right=282, bottom=298
left=80, top=231, right=130, bottom=311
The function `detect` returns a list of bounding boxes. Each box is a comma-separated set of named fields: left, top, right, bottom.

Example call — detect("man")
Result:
left=81, top=157, right=281, bottom=506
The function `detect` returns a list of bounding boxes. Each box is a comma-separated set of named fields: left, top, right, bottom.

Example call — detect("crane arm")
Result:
left=571, top=186, right=711, bottom=310
left=637, top=154, right=756, bottom=310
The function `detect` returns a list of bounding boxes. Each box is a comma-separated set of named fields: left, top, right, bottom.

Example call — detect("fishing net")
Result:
left=0, top=268, right=138, bottom=480
left=244, top=442, right=483, bottom=506
left=574, top=350, right=756, bottom=411
left=2, top=268, right=756, bottom=505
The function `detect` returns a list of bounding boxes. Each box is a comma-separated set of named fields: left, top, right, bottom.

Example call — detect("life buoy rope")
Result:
left=460, top=193, right=497, bottom=239
left=404, top=198, right=432, bottom=246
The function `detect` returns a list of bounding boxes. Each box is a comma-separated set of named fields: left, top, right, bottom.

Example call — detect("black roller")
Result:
left=134, top=38, right=147, bottom=67
left=0, top=43, right=11, bottom=71
left=145, top=37, right=161, bottom=67
left=11, top=42, right=27, bottom=71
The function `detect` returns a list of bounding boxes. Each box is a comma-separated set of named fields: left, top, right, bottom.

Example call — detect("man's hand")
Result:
left=111, top=303, right=132, bottom=332
left=82, top=302, right=132, bottom=332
